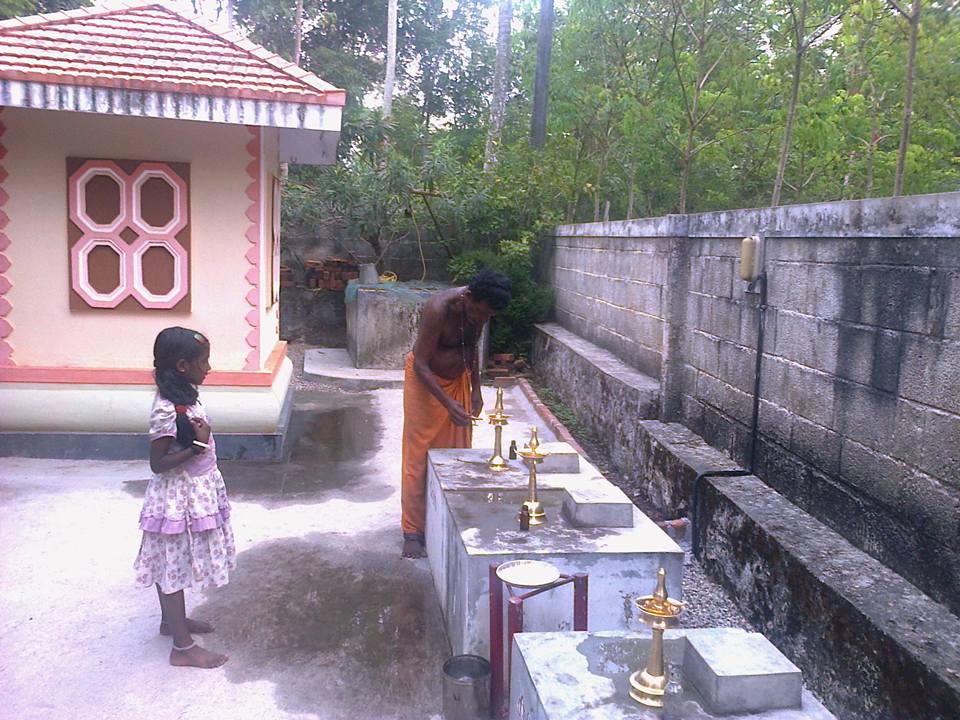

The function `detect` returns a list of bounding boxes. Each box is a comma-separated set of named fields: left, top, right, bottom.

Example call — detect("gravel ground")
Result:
left=528, top=378, right=755, bottom=632
left=287, top=343, right=752, bottom=631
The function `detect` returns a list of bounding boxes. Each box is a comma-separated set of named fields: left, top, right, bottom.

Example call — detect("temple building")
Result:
left=0, top=2, right=344, bottom=458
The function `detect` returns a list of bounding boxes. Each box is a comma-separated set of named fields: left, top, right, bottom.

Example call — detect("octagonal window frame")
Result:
left=130, top=237, right=188, bottom=309
left=129, top=164, right=188, bottom=237
left=71, top=236, right=129, bottom=308
left=69, top=162, right=129, bottom=235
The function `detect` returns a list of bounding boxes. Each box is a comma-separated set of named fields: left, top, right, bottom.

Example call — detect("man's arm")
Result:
left=412, top=298, right=472, bottom=427
left=470, top=326, right=483, bottom=415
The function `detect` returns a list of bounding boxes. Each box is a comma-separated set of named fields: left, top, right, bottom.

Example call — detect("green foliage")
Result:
left=240, top=0, right=957, bottom=355
left=0, top=0, right=88, bottom=19
left=449, top=234, right=554, bottom=356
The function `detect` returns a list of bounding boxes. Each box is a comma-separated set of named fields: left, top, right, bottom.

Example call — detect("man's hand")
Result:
left=446, top=400, right=474, bottom=427
left=471, top=389, right=483, bottom=417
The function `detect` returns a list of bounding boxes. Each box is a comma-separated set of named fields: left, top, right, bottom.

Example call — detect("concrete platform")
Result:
left=303, top=347, right=404, bottom=389
left=0, top=388, right=450, bottom=720
left=510, top=630, right=834, bottom=720
left=425, top=437, right=682, bottom=658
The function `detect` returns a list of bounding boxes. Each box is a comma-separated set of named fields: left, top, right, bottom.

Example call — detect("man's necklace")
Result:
left=460, top=298, right=469, bottom=372
left=460, top=297, right=473, bottom=401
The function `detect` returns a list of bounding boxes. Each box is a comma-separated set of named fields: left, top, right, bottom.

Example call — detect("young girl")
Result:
left=134, top=327, right=236, bottom=669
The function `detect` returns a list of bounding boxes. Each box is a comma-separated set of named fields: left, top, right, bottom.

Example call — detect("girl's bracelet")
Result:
left=192, top=440, right=210, bottom=452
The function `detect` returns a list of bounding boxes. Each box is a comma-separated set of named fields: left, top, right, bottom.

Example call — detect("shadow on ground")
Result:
left=124, top=391, right=392, bottom=506
left=192, top=530, right=449, bottom=719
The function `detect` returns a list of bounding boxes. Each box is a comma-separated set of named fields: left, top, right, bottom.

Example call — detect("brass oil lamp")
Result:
left=629, top=568, right=684, bottom=707
left=487, top=387, right=511, bottom=472
left=517, top=427, right=548, bottom=526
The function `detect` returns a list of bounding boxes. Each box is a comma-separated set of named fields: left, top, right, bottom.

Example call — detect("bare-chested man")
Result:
left=400, top=269, right=512, bottom=558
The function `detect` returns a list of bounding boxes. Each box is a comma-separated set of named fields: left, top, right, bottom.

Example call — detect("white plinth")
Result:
left=425, top=448, right=683, bottom=660
left=510, top=630, right=832, bottom=720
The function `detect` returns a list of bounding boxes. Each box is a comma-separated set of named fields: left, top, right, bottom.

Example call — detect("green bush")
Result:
left=449, top=233, right=554, bottom=356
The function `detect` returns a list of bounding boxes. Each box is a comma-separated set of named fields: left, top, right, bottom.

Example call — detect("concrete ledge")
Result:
left=638, top=419, right=742, bottom=513
left=303, top=347, right=404, bottom=390
left=532, top=323, right=660, bottom=474
left=697, top=473, right=960, bottom=720
left=0, top=382, right=295, bottom=461
left=527, top=343, right=960, bottom=718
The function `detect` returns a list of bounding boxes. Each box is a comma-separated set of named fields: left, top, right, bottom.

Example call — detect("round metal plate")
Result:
left=496, top=559, right=560, bottom=588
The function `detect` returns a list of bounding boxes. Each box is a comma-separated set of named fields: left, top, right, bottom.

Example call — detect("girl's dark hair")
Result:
left=153, top=326, right=208, bottom=446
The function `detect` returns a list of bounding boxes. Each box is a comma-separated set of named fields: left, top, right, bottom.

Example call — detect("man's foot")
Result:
left=169, top=644, right=228, bottom=669
left=402, top=535, right=427, bottom=558
left=160, top=618, right=214, bottom=636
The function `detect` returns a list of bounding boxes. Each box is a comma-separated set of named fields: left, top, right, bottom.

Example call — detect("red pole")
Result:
left=573, top=573, right=589, bottom=630
left=489, top=565, right=504, bottom=719
left=506, top=595, right=524, bottom=708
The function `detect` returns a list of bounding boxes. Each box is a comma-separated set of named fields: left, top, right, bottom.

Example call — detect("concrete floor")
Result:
left=0, top=385, right=553, bottom=720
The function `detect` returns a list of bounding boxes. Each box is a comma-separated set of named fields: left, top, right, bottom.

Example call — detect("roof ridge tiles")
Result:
left=0, top=1, right=345, bottom=107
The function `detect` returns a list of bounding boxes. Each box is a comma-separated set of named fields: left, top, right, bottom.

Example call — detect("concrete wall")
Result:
left=543, top=219, right=678, bottom=379
left=539, top=192, right=960, bottom=613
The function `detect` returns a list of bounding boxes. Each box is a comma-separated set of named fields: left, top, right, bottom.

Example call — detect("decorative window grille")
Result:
left=68, top=159, right=190, bottom=310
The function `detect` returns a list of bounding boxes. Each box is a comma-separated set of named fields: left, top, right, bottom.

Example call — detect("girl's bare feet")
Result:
left=170, top=644, right=228, bottom=669
left=160, top=618, right=214, bottom=636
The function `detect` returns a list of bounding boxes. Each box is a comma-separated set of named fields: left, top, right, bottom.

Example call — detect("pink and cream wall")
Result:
left=0, top=106, right=290, bottom=433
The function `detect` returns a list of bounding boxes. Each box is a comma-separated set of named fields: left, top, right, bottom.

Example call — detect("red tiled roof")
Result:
left=0, top=2, right=346, bottom=106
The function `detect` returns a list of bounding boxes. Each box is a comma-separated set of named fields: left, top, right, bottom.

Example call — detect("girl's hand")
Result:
left=191, top=417, right=212, bottom=443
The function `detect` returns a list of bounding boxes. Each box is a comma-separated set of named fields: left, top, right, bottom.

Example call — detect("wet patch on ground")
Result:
left=191, top=530, right=448, bottom=719
left=125, top=391, right=393, bottom=506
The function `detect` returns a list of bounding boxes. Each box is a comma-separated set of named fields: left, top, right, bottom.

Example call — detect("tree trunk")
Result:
left=771, top=0, right=807, bottom=207
left=679, top=140, right=692, bottom=214
left=293, top=0, right=304, bottom=64
left=626, top=162, right=636, bottom=219
left=384, top=0, right=398, bottom=117
left=530, top=0, right=554, bottom=148
left=894, top=0, right=921, bottom=197
left=866, top=113, right=879, bottom=197
left=484, top=0, right=512, bottom=169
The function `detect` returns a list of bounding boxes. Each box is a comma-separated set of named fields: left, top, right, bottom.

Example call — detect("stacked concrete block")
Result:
left=538, top=192, right=960, bottom=615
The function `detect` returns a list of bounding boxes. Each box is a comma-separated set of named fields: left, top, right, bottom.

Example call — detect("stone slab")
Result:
left=431, top=448, right=634, bottom=528
left=303, top=347, right=404, bottom=389
left=536, top=441, right=581, bottom=474
left=509, top=630, right=834, bottom=720
left=425, top=449, right=682, bottom=660
left=685, top=630, right=802, bottom=714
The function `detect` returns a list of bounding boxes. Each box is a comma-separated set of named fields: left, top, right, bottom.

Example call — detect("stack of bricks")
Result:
left=305, top=258, right=359, bottom=291
left=487, top=353, right=515, bottom=378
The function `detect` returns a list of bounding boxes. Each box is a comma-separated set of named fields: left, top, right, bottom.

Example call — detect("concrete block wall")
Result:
left=540, top=192, right=960, bottom=613
left=548, top=218, right=680, bottom=379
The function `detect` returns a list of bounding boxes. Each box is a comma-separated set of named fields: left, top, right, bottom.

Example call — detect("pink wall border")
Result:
left=243, top=126, right=261, bottom=370
left=0, top=107, right=12, bottom=366
left=0, top=341, right=287, bottom=386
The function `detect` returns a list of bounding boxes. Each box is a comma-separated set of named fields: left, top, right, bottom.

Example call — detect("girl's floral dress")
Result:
left=134, top=393, right=236, bottom=594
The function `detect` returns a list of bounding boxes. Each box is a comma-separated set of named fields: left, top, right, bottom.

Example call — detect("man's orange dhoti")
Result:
left=401, top=352, right=473, bottom=536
